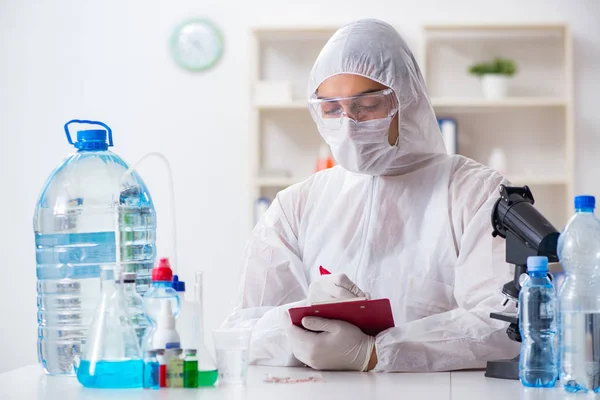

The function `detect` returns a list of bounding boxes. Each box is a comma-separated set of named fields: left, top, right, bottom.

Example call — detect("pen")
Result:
left=319, top=266, right=331, bottom=276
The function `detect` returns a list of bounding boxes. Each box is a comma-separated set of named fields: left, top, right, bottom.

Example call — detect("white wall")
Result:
left=0, top=0, right=598, bottom=373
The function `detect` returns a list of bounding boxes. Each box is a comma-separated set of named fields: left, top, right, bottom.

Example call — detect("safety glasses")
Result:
left=308, top=88, right=398, bottom=129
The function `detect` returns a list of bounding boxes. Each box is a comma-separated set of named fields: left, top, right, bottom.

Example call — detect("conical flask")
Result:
left=194, top=271, right=218, bottom=386
left=76, top=266, right=143, bottom=388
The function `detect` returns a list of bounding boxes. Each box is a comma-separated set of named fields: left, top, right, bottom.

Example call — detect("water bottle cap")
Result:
left=152, top=257, right=173, bottom=282
left=75, top=129, right=109, bottom=150
left=171, top=275, right=186, bottom=292
left=527, top=256, right=549, bottom=272
left=64, top=120, right=113, bottom=150
left=575, top=195, right=595, bottom=210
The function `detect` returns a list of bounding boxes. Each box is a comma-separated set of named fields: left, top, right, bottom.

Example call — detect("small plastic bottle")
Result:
left=143, top=350, right=160, bottom=390
left=166, top=348, right=184, bottom=388
left=142, top=258, right=181, bottom=352
left=519, top=256, right=558, bottom=388
left=183, top=349, right=199, bottom=388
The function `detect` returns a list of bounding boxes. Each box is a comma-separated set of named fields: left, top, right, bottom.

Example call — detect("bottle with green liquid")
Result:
left=193, top=271, right=218, bottom=386
left=183, top=349, right=198, bottom=388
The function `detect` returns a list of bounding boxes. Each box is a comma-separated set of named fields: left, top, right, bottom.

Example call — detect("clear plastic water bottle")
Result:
left=519, top=256, right=558, bottom=387
left=34, top=120, right=156, bottom=375
left=558, top=195, right=600, bottom=393
left=142, top=257, right=181, bottom=351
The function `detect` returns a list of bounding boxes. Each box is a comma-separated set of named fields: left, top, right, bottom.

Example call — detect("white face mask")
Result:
left=318, top=116, right=398, bottom=175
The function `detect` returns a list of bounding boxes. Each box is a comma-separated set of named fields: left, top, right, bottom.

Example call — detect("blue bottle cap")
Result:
left=64, top=120, right=113, bottom=150
left=171, top=274, right=186, bottom=292
left=575, top=195, right=595, bottom=210
left=75, top=129, right=109, bottom=150
left=527, top=256, right=549, bottom=272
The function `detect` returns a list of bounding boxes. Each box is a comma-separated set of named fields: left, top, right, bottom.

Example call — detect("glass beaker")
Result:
left=194, top=271, right=219, bottom=386
left=213, top=328, right=251, bottom=385
left=75, top=266, right=143, bottom=388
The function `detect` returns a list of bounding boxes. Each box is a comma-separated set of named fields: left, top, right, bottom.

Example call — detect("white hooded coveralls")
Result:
left=222, top=19, right=520, bottom=372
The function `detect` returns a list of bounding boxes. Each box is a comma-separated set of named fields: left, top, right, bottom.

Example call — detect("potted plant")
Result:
left=468, top=58, right=517, bottom=99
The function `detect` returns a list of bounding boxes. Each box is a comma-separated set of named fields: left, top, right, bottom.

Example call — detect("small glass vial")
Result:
left=157, top=349, right=167, bottom=388
left=183, top=349, right=199, bottom=388
left=143, top=350, right=160, bottom=390
left=166, top=348, right=184, bottom=388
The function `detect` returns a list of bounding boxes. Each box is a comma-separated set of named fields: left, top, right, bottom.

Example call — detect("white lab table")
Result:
left=0, top=364, right=578, bottom=400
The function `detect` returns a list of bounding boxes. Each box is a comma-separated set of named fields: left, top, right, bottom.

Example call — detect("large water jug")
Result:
left=557, top=195, right=600, bottom=393
left=34, top=120, right=156, bottom=375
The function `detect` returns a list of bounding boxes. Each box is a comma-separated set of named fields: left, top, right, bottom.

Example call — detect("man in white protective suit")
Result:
left=222, top=18, right=520, bottom=372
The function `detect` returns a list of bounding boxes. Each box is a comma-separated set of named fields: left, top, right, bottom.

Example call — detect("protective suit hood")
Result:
left=308, top=19, right=446, bottom=174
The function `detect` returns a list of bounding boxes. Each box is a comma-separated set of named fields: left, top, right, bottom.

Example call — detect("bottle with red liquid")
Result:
left=157, top=349, right=167, bottom=388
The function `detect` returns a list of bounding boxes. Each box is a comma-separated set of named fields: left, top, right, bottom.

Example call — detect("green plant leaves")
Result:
left=468, top=58, right=517, bottom=77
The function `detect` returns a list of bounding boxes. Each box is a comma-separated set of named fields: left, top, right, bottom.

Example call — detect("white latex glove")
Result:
left=286, top=316, right=375, bottom=371
left=307, top=273, right=370, bottom=304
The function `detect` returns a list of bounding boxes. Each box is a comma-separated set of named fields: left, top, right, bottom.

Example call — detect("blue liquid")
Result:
left=76, top=360, right=143, bottom=389
left=143, top=361, right=160, bottom=390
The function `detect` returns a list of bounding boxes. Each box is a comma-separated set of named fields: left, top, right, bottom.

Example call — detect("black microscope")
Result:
left=484, top=185, right=561, bottom=380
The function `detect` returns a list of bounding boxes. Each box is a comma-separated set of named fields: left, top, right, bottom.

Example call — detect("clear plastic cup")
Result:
left=212, top=328, right=252, bottom=385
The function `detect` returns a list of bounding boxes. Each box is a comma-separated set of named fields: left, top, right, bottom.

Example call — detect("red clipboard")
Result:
left=288, top=298, right=395, bottom=336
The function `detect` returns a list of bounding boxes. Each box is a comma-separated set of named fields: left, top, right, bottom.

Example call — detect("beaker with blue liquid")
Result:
left=75, top=266, right=143, bottom=388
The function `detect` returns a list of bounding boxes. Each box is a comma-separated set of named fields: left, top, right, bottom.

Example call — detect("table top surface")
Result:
left=0, top=364, right=577, bottom=400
